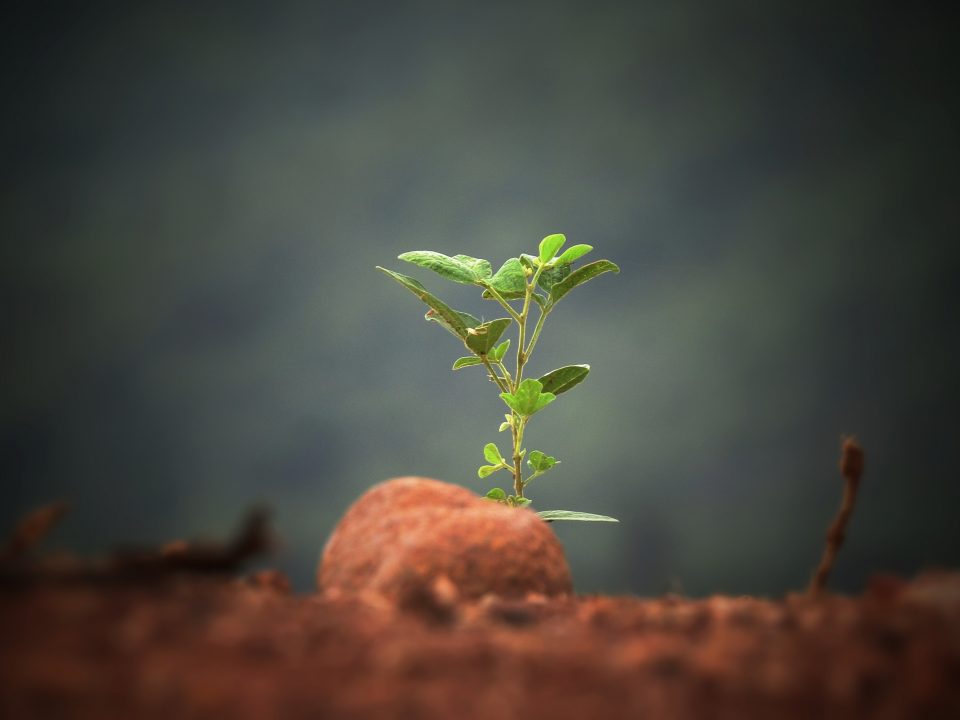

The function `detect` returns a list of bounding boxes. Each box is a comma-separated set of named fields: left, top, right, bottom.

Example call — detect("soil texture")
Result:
left=2, top=570, right=959, bottom=719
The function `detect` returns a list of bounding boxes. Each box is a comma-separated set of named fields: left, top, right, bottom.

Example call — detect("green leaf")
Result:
left=499, top=392, right=522, bottom=415
left=478, top=464, right=503, bottom=478
left=398, top=251, right=489, bottom=284
left=484, top=257, right=526, bottom=299
left=537, top=510, right=619, bottom=523
left=556, top=244, right=593, bottom=265
left=498, top=421, right=510, bottom=432
left=485, top=487, right=507, bottom=500
left=532, top=393, right=556, bottom=414
left=425, top=308, right=481, bottom=339
left=536, top=262, right=571, bottom=292
left=531, top=292, right=547, bottom=310
left=500, top=378, right=556, bottom=417
left=538, top=364, right=590, bottom=395
left=548, top=259, right=620, bottom=305
left=519, top=254, right=539, bottom=270
left=528, top=451, right=559, bottom=472
left=513, top=378, right=543, bottom=413
left=491, top=339, right=511, bottom=362
left=451, top=254, right=493, bottom=280
left=377, top=267, right=473, bottom=339
left=538, top=234, right=566, bottom=264
left=513, top=497, right=532, bottom=508
left=452, top=356, right=483, bottom=370
left=483, top=442, right=504, bottom=465
left=465, top=318, right=512, bottom=356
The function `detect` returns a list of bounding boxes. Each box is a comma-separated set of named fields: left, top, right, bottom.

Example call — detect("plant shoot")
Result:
left=377, top=234, right=619, bottom=523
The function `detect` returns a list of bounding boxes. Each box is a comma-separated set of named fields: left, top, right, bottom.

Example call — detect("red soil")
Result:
left=2, top=571, right=959, bottom=719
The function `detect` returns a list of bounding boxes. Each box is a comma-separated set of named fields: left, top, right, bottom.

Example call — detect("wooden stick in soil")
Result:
left=808, top=437, right=865, bottom=597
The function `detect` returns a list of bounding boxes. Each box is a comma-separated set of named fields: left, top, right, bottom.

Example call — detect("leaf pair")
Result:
left=477, top=442, right=509, bottom=478
left=527, top=450, right=558, bottom=474
left=520, top=239, right=621, bottom=304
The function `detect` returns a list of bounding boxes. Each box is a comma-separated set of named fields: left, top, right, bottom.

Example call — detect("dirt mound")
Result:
left=318, top=477, right=573, bottom=601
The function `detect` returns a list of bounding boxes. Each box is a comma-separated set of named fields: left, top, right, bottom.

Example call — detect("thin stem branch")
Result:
left=480, top=356, right=510, bottom=393
left=512, top=417, right=526, bottom=498
left=515, top=265, right=544, bottom=384
left=808, top=437, right=865, bottom=597
left=482, top=285, right=522, bottom=324
left=495, top=361, right=513, bottom=386
left=524, top=304, right=550, bottom=358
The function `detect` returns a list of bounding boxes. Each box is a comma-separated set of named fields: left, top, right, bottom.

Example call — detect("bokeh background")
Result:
left=2, top=1, right=958, bottom=596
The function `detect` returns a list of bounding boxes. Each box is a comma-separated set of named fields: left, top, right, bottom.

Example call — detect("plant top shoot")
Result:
left=377, top=234, right=619, bottom=523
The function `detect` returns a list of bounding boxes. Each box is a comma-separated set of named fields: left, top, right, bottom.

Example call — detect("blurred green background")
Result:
left=2, top=1, right=958, bottom=596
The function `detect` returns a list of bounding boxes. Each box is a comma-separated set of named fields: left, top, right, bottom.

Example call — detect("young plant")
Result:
left=377, top=234, right=619, bottom=523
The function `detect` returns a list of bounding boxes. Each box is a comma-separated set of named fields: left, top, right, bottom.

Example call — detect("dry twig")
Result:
left=0, top=505, right=273, bottom=585
left=808, top=437, right=865, bottom=597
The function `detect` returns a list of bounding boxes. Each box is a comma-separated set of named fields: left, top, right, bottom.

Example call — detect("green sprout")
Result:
left=377, top=234, right=619, bottom=523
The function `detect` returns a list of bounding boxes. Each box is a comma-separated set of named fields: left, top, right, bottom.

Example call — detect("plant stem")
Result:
left=480, top=357, right=510, bottom=393
left=508, top=265, right=546, bottom=500
left=515, top=266, right=544, bottom=385
left=524, top=305, right=550, bottom=358
left=512, top=416, right=526, bottom=498
left=482, top=285, right=522, bottom=324
left=495, top=361, right=513, bottom=386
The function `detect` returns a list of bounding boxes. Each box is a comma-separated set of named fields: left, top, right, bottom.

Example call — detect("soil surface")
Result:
left=2, top=570, right=959, bottom=719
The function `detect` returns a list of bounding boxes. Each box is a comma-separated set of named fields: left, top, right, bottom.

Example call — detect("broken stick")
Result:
left=808, top=437, right=865, bottom=597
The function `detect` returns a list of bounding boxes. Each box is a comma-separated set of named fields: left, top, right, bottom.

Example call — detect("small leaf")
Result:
left=501, top=379, right=556, bottom=416
left=537, top=510, right=619, bottom=522
left=465, top=318, right=511, bottom=356
left=452, top=356, right=483, bottom=370
left=499, top=391, right=523, bottom=415
left=538, top=233, right=566, bottom=264
left=532, top=392, right=556, bottom=414
left=491, top=339, right=511, bottom=362
left=377, top=267, right=473, bottom=339
left=485, top=487, right=507, bottom=500
left=484, top=257, right=526, bottom=299
left=516, top=378, right=544, bottom=414
left=537, top=262, right=571, bottom=292
left=483, top=442, right=504, bottom=465
left=548, top=259, right=620, bottom=305
left=513, top=497, right=532, bottom=507
left=527, top=451, right=558, bottom=472
left=398, top=251, right=488, bottom=284
left=478, top=464, right=502, bottom=478
left=512, top=378, right=543, bottom=414
left=538, top=364, right=590, bottom=395
left=498, top=422, right=510, bottom=432
left=518, top=254, right=539, bottom=270
left=556, top=244, right=593, bottom=265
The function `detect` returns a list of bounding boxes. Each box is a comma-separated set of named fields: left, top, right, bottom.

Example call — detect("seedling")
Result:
left=377, top=234, right=619, bottom=523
